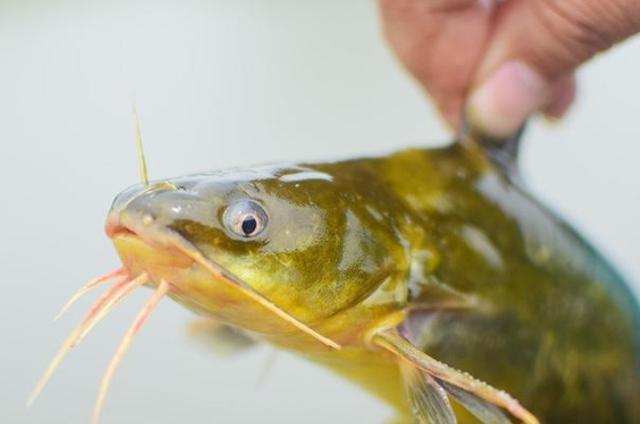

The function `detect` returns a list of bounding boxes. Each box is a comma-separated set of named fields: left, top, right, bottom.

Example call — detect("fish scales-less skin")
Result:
left=107, top=143, right=640, bottom=423
left=369, top=145, right=640, bottom=422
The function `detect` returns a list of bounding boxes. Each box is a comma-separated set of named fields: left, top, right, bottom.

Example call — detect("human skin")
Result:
left=377, top=0, right=640, bottom=137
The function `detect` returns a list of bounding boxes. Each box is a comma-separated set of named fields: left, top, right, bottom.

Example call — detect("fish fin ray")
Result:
left=401, top=364, right=457, bottom=424
left=372, top=327, right=539, bottom=424
left=440, top=380, right=512, bottom=424
left=408, top=278, right=481, bottom=312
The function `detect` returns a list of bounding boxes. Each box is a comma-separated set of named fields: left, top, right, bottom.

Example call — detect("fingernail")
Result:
left=467, top=61, right=548, bottom=139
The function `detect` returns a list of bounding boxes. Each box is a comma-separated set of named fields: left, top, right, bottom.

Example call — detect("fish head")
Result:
left=106, top=165, right=408, bottom=348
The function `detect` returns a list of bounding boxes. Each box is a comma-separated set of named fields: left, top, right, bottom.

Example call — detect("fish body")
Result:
left=106, top=138, right=640, bottom=423
left=34, top=133, right=640, bottom=423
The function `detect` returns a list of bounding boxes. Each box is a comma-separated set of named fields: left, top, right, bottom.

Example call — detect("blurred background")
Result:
left=1, top=1, right=639, bottom=423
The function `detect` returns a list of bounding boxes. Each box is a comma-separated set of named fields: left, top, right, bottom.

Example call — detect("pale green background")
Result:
left=1, top=1, right=639, bottom=423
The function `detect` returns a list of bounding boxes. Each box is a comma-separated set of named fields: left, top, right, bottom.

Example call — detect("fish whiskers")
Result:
left=27, top=268, right=171, bottom=424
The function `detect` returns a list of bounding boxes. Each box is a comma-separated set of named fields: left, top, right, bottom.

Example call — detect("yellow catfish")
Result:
left=30, top=122, right=640, bottom=423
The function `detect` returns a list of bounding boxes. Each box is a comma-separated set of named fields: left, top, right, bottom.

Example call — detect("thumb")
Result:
left=467, top=0, right=640, bottom=138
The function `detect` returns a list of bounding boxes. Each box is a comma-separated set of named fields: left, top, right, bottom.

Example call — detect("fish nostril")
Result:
left=112, top=182, right=179, bottom=211
left=146, top=181, right=179, bottom=192
left=142, top=213, right=155, bottom=226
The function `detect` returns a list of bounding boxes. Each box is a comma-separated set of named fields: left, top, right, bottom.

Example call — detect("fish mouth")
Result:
left=105, top=211, right=199, bottom=294
left=105, top=210, right=126, bottom=237
left=105, top=210, right=165, bottom=246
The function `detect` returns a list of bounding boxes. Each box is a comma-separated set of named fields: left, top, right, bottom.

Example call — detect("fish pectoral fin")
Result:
left=439, top=380, right=511, bottom=424
left=408, top=278, right=481, bottom=313
left=372, top=328, right=539, bottom=424
left=403, top=364, right=512, bottom=424
left=401, top=363, right=457, bottom=424
left=187, top=319, right=257, bottom=355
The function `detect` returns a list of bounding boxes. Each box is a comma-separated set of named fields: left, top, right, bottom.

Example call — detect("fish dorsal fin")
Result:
left=372, top=327, right=539, bottom=424
left=460, top=117, right=527, bottom=177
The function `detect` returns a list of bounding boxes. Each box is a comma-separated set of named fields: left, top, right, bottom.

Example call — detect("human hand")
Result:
left=378, top=0, right=640, bottom=137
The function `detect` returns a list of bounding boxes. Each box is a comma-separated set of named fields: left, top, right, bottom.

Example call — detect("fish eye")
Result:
left=222, top=200, right=268, bottom=238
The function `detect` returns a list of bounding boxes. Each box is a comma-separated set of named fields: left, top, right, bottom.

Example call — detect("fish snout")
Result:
left=106, top=181, right=216, bottom=243
left=106, top=182, right=200, bottom=286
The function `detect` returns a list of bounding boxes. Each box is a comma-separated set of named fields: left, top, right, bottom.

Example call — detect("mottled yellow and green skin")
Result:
left=109, top=141, right=640, bottom=423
